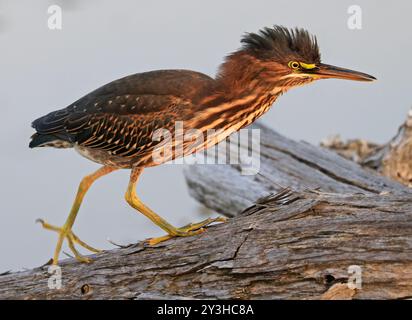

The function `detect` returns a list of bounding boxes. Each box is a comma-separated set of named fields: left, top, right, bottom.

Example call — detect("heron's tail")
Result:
left=29, top=109, right=74, bottom=148
left=29, top=133, right=73, bottom=148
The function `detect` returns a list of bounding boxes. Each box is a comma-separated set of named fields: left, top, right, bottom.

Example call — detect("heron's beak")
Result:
left=314, top=63, right=376, bottom=82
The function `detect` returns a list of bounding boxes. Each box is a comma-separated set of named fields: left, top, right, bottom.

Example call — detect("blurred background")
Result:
left=0, top=0, right=410, bottom=271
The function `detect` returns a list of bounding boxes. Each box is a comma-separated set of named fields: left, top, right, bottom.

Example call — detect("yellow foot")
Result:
left=146, top=216, right=228, bottom=246
left=36, top=219, right=101, bottom=265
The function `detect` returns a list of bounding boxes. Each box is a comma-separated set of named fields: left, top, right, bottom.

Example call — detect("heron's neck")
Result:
left=192, top=52, right=283, bottom=133
left=215, top=52, right=270, bottom=97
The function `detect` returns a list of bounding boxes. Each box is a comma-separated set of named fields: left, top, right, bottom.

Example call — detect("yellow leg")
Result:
left=125, top=168, right=227, bottom=245
left=38, top=166, right=117, bottom=265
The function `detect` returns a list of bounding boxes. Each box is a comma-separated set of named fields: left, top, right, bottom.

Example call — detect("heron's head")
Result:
left=237, top=25, right=376, bottom=89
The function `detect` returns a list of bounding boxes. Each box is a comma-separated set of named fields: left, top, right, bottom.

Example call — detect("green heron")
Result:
left=30, top=25, right=375, bottom=265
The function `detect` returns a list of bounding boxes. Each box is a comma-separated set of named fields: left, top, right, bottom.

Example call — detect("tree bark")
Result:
left=1, top=113, right=412, bottom=300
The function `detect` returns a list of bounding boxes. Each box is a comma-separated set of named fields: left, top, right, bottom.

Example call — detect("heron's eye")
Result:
left=288, top=61, right=300, bottom=70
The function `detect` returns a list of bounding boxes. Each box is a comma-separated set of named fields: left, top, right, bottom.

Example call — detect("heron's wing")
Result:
left=31, top=70, right=214, bottom=156
left=75, top=94, right=192, bottom=157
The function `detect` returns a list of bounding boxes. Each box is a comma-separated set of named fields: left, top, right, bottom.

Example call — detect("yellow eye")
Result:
left=288, top=61, right=300, bottom=70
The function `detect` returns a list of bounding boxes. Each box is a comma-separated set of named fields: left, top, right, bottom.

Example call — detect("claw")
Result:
left=38, top=219, right=101, bottom=264
left=146, top=216, right=227, bottom=246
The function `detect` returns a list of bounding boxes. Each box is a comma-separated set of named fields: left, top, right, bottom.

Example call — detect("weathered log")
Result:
left=321, top=109, right=412, bottom=187
left=184, top=121, right=409, bottom=218
left=1, top=113, right=412, bottom=299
